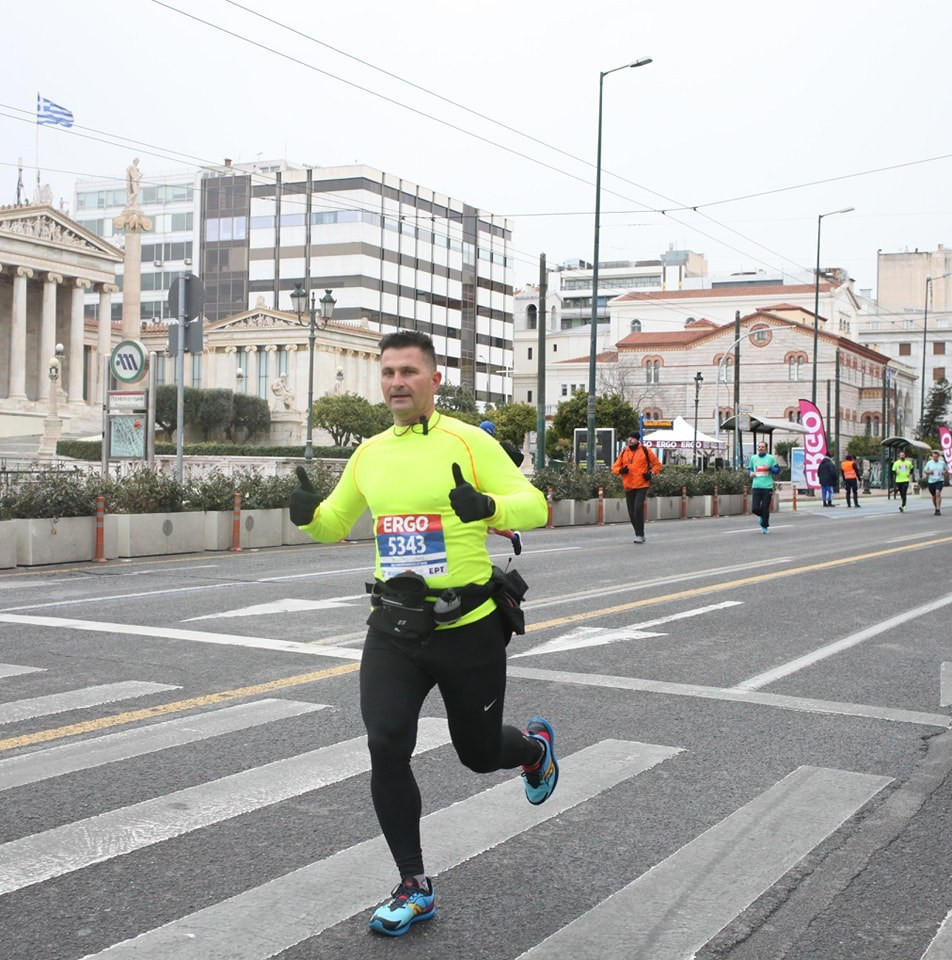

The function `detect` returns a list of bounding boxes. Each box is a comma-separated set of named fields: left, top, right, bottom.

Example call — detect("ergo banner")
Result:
left=799, top=399, right=828, bottom=490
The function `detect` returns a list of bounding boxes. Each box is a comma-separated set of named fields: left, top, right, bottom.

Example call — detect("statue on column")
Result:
left=125, top=158, right=142, bottom=208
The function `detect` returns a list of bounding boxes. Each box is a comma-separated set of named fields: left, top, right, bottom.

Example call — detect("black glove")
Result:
left=289, top=465, right=323, bottom=525
left=619, top=466, right=629, bottom=475
left=643, top=472, right=653, bottom=482
left=449, top=462, right=495, bottom=523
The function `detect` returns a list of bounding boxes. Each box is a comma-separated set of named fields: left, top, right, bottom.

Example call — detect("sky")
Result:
left=3, top=0, right=951, bottom=307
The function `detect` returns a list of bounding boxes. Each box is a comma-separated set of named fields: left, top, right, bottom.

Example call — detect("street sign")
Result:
left=643, top=419, right=673, bottom=430
left=168, top=273, right=205, bottom=321
left=109, top=340, right=148, bottom=384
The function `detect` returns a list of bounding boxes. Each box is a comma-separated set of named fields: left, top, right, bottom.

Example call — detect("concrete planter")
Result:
left=685, top=495, right=712, bottom=518
left=602, top=498, right=629, bottom=524
left=0, top=520, right=18, bottom=568
left=548, top=499, right=575, bottom=527
left=651, top=496, right=683, bottom=521
left=115, top=512, right=205, bottom=558
left=718, top=494, right=746, bottom=517
left=204, top=511, right=284, bottom=550
left=15, top=516, right=117, bottom=566
left=282, top=507, right=375, bottom=545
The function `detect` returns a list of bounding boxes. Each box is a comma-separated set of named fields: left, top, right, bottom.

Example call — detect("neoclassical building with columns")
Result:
left=0, top=203, right=122, bottom=437
left=141, top=298, right=383, bottom=444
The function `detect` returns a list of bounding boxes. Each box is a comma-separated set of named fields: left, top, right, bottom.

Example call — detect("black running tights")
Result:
left=359, top=609, right=539, bottom=878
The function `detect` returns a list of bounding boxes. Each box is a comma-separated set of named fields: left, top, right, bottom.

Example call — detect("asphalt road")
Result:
left=1, top=491, right=952, bottom=960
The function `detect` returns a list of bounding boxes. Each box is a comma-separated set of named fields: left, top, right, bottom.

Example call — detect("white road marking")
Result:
left=80, top=739, right=679, bottom=959
left=0, top=681, right=179, bottom=725
left=0, top=581, right=248, bottom=613
left=941, top=662, right=952, bottom=708
left=118, top=564, right=219, bottom=577
left=516, top=766, right=891, bottom=960
left=512, top=601, right=743, bottom=658
left=734, top=592, right=952, bottom=691
left=921, top=905, right=952, bottom=959
left=0, top=699, right=326, bottom=791
left=0, top=614, right=364, bottom=661
left=0, top=663, right=45, bottom=679
left=183, top=595, right=365, bottom=622
left=508, top=665, right=951, bottom=728
left=0, top=718, right=450, bottom=897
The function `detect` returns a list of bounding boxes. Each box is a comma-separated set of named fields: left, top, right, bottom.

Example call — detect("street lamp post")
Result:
left=692, top=371, right=704, bottom=470
left=291, top=284, right=336, bottom=462
left=812, top=206, right=854, bottom=404
left=920, top=271, right=952, bottom=436
left=586, top=56, right=652, bottom=473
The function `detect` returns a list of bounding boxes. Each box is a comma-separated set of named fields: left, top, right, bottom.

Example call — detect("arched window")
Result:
left=720, top=355, right=734, bottom=382
left=629, top=319, right=642, bottom=332
left=644, top=358, right=662, bottom=383
left=526, top=304, right=537, bottom=330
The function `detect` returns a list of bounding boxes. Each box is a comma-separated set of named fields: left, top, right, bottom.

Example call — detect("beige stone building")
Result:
left=547, top=308, right=915, bottom=455
left=0, top=203, right=122, bottom=438
left=140, top=298, right=383, bottom=444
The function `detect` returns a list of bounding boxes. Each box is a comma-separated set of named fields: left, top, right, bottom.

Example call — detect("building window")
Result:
left=934, top=342, right=946, bottom=355
left=645, top=359, right=661, bottom=384
left=898, top=342, right=911, bottom=356
left=934, top=367, right=946, bottom=381
left=526, top=304, right=537, bottom=330
left=527, top=347, right=533, bottom=361
left=788, top=356, right=805, bottom=380
left=630, top=319, right=642, bottom=332
left=277, top=348, right=288, bottom=378
left=720, top=356, right=734, bottom=382
left=527, top=390, right=532, bottom=403
left=190, top=353, right=202, bottom=388
left=552, top=343, right=558, bottom=353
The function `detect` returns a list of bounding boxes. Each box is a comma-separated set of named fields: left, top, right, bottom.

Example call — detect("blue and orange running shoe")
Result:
left=522, top=716, right=559, bottom=805
left=368, top=877, right=435, bottom=936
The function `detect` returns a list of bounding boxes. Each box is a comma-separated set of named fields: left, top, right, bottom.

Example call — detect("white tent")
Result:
left=642, top=415, right=726, bottom=450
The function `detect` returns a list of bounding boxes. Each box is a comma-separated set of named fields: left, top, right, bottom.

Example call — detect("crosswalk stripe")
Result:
left=0, top=663, right=45, bottom=680
left=516, top=765, right=892, bottom=959
left=81, top=738, right=680, bottom=959
left=0, top=716, right=451, bottom=896
left=0, top=698, right=327, bottom=792
left=0, top=681, right=179, bottom=725
left=920, top=906, right=952, bottom=958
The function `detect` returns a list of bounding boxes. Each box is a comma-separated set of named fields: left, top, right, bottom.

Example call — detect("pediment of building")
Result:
left=0, top=204, right=123, bottom=260
left=211, top=308, right=302, bottom=331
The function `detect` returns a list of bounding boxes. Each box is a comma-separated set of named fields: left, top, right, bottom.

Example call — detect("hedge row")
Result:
left=56, top=440, right=355, bottom=461
left=0, top=465, right=337, bottom=520
left=528, top=463, right=751, bottom=500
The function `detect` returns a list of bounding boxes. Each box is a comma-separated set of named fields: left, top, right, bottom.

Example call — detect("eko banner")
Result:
left=798, top=399, right=828, bottom=489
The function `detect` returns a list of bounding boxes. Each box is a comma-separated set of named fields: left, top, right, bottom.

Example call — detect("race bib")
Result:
left=376, top=514, right=448, bottom=580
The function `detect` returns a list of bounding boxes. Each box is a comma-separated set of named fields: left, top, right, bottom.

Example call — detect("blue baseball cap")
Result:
left=479, top=420, right=496, bottom=436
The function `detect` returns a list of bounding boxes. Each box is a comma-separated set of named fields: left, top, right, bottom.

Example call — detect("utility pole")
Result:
left=732, top=310, right=741, bottom=468
left=535, top=253, right=547, bottom=471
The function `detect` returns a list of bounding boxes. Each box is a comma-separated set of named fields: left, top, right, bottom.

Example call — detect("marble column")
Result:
left=114, top=187, right=153, bottom=340
left=69, top=279, right=92, bottom=403
left=95, top=283, right=118, bottom=400
left=9, top=266, right=33, bottom=400
left=38, top=273, right=63, bottom=401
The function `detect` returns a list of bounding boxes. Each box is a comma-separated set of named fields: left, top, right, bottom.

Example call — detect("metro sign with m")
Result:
left=110, top=340, right=148, bottom=384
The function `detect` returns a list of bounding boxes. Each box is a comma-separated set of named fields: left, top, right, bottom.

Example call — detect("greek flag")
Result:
left=36, top=94, right=74, bottom=128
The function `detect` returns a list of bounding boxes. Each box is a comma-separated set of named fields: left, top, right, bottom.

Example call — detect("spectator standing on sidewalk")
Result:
left=840, top=453, right=861, bottom=507
left=748, top=440, right=780, bottom=533
left=817, top=455, right=838, bottom=507
left=611, top=432, right=661, bottom=544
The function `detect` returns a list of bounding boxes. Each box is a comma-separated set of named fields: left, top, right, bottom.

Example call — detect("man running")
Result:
left=289, top=330, right=556, bottom=937
left=922, top=450, right=948, bottom=516
left=748, top=440, right=779, bottom=533
left=891, top=450, right=914, bottom=512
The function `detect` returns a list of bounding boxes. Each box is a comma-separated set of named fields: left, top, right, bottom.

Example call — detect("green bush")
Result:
left=0, top=469, right=104, bottom=519
left=56, top=440, right=357, bottom=461
left=106, top=468, right=192, bottom=514
left=529, top=463, right=623, bottom=500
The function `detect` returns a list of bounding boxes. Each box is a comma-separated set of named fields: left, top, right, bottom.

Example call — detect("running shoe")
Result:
left=368, top=877, right=435, bottom=936
left=512, top=531, right=523, bottom=556
left=522, top=716, right=559, bottom=805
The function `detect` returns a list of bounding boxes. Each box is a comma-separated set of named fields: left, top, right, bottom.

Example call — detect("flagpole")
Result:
left=35, top=92, right=40, bottom=197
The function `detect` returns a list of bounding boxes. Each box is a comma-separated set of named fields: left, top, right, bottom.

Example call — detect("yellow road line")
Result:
left=0, top=662, right=359, bottom=752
